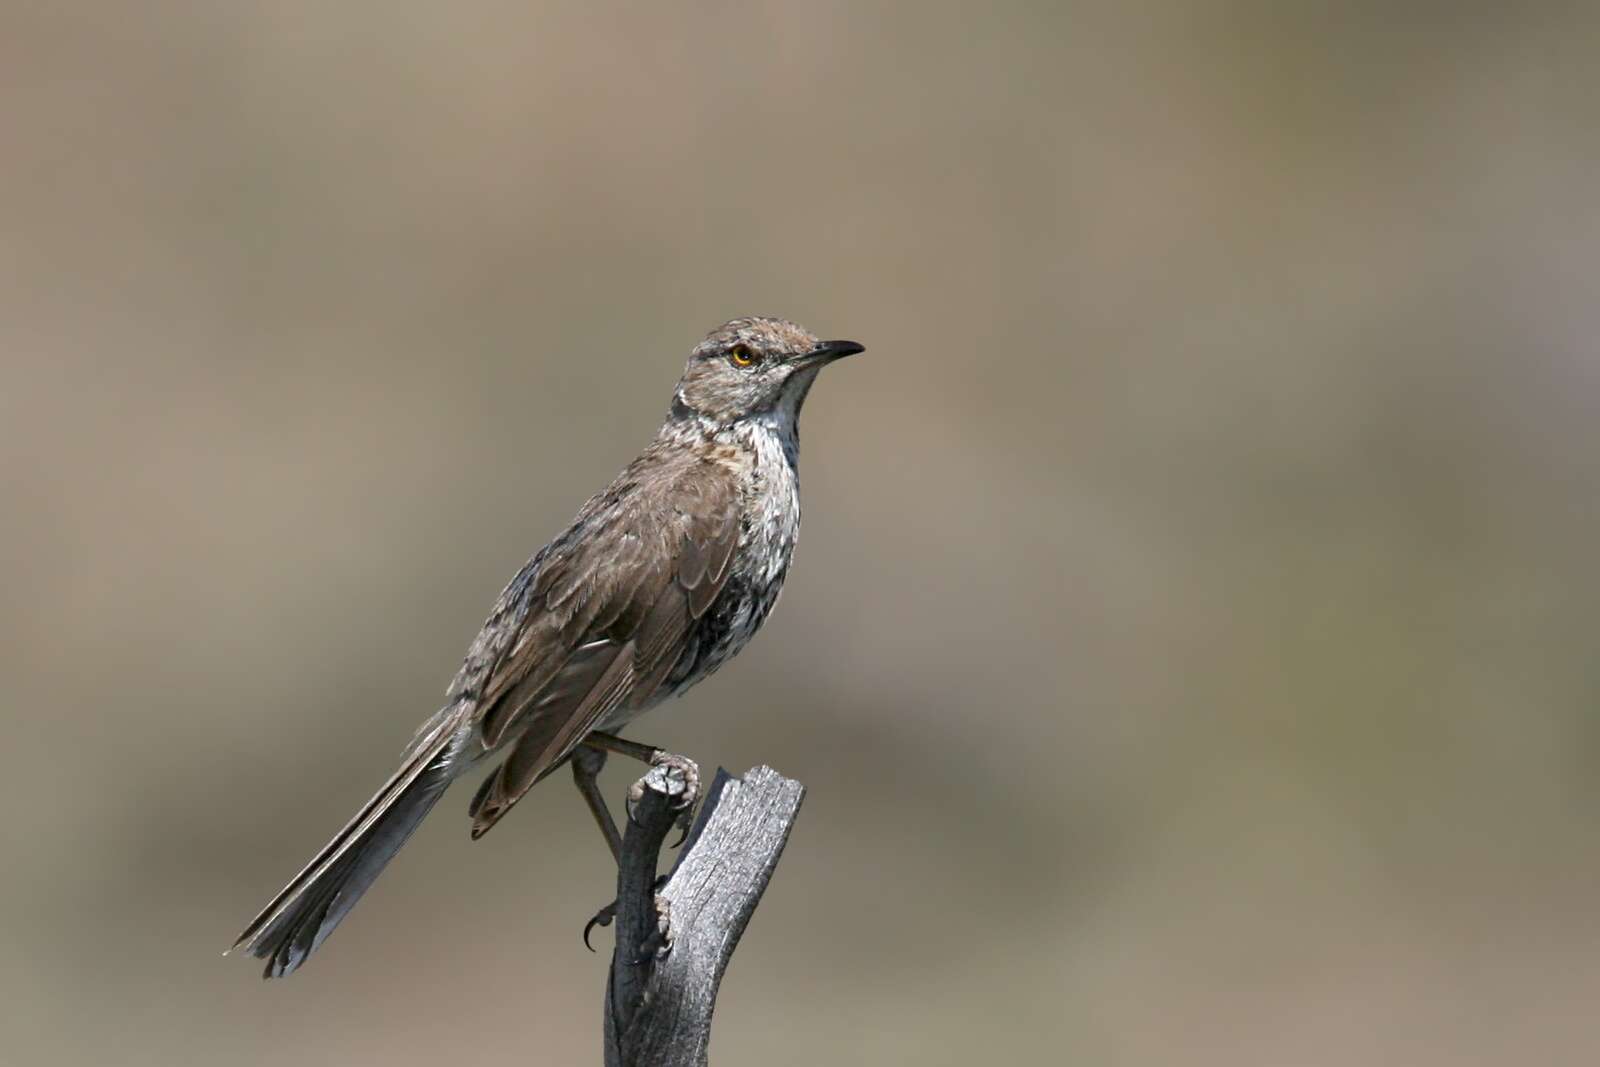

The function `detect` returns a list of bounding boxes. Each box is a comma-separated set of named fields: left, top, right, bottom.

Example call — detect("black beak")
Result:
left=806, top=339, right=866, bottom=364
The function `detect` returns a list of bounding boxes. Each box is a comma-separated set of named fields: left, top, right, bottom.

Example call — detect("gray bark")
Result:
left=602, top=763, right=805, bottom=1066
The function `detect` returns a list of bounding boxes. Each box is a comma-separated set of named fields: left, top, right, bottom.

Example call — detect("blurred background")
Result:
left=4, top=3, right=1598, bottom=1064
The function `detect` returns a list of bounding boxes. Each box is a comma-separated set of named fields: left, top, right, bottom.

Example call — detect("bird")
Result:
left=230, top=316, right=864, bottom=977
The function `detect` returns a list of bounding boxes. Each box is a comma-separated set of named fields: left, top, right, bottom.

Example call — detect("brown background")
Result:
left=4, top=3, right=1598, bottom=1064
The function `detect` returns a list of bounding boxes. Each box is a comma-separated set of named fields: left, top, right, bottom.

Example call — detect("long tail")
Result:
left=230, top=721, right=467, bottom=978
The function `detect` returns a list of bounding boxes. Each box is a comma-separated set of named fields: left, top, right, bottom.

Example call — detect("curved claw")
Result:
left=583, top=902, right=617, bottom=952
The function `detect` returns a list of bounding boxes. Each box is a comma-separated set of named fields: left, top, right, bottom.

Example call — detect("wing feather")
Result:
left=469, top=640, right=637, bottom=837
left=457, top=455, right=743, bottom=838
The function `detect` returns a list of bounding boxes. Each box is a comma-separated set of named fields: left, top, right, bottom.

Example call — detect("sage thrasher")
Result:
left=230, top=316, right=864, bottom=977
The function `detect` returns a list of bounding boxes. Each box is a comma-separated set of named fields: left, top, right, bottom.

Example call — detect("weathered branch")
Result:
left=603, top=763, right=806, bottom=1066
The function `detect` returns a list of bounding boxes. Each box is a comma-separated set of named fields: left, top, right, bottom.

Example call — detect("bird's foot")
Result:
left=583, top=874, right=669, bottom=952
left=632, top=894, right=674, bottom=966
left=625, top=752, right=700, bottom=841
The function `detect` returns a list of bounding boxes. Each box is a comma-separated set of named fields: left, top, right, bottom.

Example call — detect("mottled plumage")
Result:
left=231, top=316, right=862, bottom=977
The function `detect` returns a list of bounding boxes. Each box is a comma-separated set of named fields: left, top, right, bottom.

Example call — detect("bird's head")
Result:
left=672, top=316, right=864, bottom=427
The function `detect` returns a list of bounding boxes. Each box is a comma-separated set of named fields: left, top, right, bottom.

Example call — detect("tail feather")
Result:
left=231, top=722, right=466, bottom=977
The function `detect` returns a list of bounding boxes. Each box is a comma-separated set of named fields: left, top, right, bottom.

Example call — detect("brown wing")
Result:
left=464, top=456, right=740, bottom=838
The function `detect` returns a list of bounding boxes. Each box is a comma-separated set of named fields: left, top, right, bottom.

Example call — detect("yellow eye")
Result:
left=729, top=344, right=755, bottom=367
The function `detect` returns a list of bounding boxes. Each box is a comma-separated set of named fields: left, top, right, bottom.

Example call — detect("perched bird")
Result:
left=230, top=316, right=864, bottom=977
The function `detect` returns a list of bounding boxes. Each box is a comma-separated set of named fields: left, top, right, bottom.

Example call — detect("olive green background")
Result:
left=4, top=4, right=1598, bottom=1064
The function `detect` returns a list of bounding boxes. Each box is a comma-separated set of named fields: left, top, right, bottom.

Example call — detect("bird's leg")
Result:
left=572, top=746, right=630, bottom=951
left=582, top=731, right=698, bottom=843
left=572, top=735, right=646, bottom=953
left=577, top=733, right=700, bottom=952
left=582, top=731, right=662, bottom=765
left=570, top=746, right=622, bottom=864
